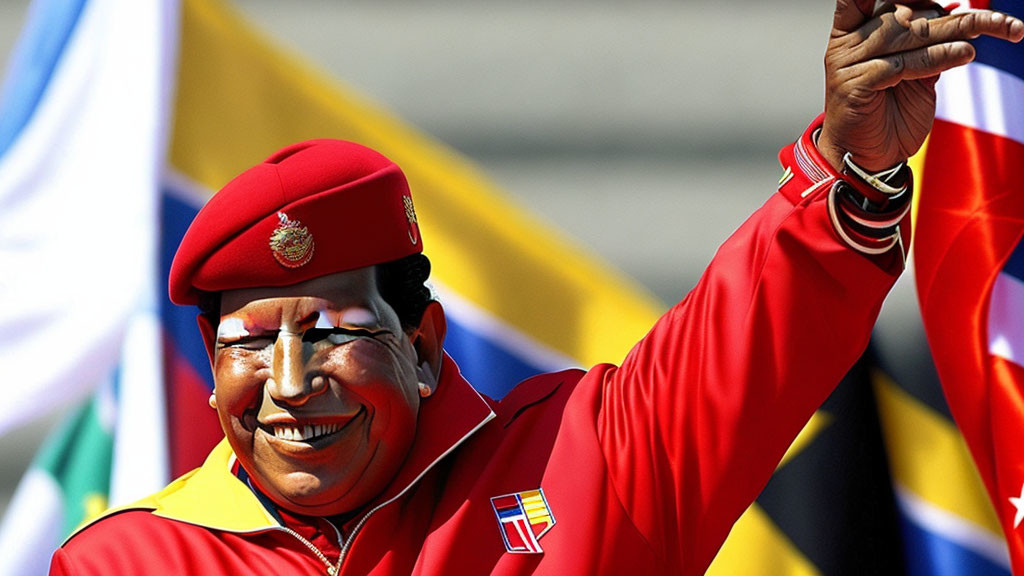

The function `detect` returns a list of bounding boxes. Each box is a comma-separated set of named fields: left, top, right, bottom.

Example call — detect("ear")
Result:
left=197, top=314, right=217, bottom=369
left=411, top=301, right=446, bottom=384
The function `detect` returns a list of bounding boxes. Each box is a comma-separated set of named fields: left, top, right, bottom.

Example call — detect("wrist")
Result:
left=778, top=115, right=913, bottom=260
left=813, top=130, right=846, bottom=173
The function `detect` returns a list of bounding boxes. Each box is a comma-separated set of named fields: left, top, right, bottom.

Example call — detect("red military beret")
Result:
left=168, top=139, right=423, bottom=305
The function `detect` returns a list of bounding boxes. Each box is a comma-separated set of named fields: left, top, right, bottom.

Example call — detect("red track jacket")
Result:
left=51, top=118, right=908, bottom=575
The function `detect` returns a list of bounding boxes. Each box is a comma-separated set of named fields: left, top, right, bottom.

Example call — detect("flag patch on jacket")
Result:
left=491, top=489, right=555, bottom=554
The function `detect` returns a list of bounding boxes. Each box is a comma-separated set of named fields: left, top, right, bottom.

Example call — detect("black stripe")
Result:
left=756, top=356, right=906, bottom=575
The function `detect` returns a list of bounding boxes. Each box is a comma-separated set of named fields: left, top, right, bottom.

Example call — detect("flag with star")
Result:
left=914, top=0, right=1024, bottom=572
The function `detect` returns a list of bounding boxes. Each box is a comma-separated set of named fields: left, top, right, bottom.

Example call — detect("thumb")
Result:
left=833, top=0, right=881, bottom=32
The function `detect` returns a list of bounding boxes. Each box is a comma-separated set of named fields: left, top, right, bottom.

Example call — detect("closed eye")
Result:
left=217, top=334, right=276, bottom=350
left=303, top=327, right=388, bottom=346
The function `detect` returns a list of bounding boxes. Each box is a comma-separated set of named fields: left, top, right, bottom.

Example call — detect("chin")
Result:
left=271, top=474, right=357, bottom=515
left=274, top=489, right=365, bottom=517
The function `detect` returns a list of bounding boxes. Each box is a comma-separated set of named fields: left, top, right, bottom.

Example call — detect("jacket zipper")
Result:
left=279, top=520, right=344, bottom=575
left=336, top=502, right=387, bottom=569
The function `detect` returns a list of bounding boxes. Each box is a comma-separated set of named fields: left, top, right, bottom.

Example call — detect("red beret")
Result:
left=169, top=139, right=423, bottom=305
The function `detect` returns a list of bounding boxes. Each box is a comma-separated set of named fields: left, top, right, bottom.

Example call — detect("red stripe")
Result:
left=990, top=356, right=1024, bottom=556
left=501, top=518, right=528, bottom=551
left=491, top=495, right=519, bottom=510
left=915, top=118, right=1024, bottom=569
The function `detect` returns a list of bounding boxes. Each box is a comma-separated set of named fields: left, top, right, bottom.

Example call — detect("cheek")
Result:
left=325, top=339, right=420, bottom=418
left=213, top=351, right=268, bottom=415
left=329, top=339, right=413, bottom=385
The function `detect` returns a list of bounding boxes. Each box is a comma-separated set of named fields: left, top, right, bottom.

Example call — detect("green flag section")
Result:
left=0, top=391, right=114, bottom=576
left=36, top=397, right=115, bottom=537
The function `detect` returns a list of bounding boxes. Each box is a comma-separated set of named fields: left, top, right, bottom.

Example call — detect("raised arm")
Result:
left=595, top=3, right=1024, bottom=573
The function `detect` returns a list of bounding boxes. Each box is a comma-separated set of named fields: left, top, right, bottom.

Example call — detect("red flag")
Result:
left=914, top=1, right=1024, bottom=570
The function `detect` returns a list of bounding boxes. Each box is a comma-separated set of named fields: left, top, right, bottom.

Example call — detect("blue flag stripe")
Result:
left=0, top=0, right=89, bottom=158
left=1002, top=240, right=1024, bottom=283
left=974, top=1, right=1024, bottom=83
left=900, top=512, right=1011, bottom=576
left=444, top=319, right=550, bottom=399
left=161, top=190, right=215, bottom=390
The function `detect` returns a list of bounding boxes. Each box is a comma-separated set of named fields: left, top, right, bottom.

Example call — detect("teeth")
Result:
left=272, top=422, right=343, bottom=441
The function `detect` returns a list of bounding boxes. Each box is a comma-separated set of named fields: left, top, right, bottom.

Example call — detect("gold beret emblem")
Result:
left=403, top=196, right=419, bottom=245
left=269, top=212, right=315, bottom=268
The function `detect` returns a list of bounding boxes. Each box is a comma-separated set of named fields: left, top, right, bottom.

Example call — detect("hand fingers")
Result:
left=852, top=41, right=974, bottom=89
left=834, top=0, right=881, bottom=33
left=834, top=1, right=949, bottom=32
left=949, top=9, right=1024, bottom=42
left=854, top=8, right=1023, bottom=61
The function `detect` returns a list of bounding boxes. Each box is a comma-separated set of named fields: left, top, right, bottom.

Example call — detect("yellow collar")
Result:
left=147, top=439, right=280, bottom=531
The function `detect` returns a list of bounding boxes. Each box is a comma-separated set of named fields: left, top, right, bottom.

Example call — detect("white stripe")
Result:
left=800, top=176, right=833, bottom=199
left=0, top=0, right=178, bottom=436
left=0, top=469, right=64, bottom=576
left=894, top=484, right=1011, bottom=569
left=936, top=62, right=1024, bottom=147
left=432, top=281, right=579, bottom=372
left=511, top=516, right=532, bottom=550
left=988, top=271, right=1024, bottom=369
left=109, top=308, right=169, bottom=506
left=794, top=136, right=829, bottom=184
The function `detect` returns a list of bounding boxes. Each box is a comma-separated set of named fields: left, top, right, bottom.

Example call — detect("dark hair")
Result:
left=196, top=253, right=434, bottom=332
left=376, top=253, right=434, bottom=331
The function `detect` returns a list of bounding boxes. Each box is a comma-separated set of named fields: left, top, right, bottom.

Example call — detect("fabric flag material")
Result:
left=872, top=296, right=1010, bottom=576
left=0, top=0, right=177, bottom=573
left=915, top=0, right=1024, bottom=573
left=0, top=0, right=173, bottom=436
left=0, top=380, right=115, bottom=576
left=2, top=0, right=1012, bottom=574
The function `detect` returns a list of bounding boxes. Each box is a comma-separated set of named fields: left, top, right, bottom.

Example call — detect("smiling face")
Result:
left=211, top=268, right=436, bottom=516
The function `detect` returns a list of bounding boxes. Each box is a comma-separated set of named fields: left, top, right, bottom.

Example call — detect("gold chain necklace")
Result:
left=281, top=524, right=343, bottom=576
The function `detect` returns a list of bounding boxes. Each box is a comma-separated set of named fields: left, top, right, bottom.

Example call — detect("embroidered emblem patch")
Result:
left=269, top=212, right=315, bottom=268
left=490, top=489, right=555, bottom=554
left=403, top=195, right=419, bottom=245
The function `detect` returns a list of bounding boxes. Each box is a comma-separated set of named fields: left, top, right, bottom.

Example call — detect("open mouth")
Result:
left=261, top=408, right=364, bottom=444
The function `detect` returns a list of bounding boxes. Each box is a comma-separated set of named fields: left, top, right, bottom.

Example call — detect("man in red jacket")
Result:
left=51, top=2, right=1024, bottom=575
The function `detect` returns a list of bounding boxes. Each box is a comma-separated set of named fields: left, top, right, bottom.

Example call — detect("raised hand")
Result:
left=817, top=1, right=1023, bottom=172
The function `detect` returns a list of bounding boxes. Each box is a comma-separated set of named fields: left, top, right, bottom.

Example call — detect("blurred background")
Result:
left=5, top=2, right=1022, bottom=574
left=0, top=0, right=842, bottom=517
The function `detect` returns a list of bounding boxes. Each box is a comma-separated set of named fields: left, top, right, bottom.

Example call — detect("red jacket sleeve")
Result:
left=596, top=117, right=908, bottom=573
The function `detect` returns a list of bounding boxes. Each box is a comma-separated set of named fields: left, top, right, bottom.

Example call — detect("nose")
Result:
left=267, top=332, right=326, bottom=405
